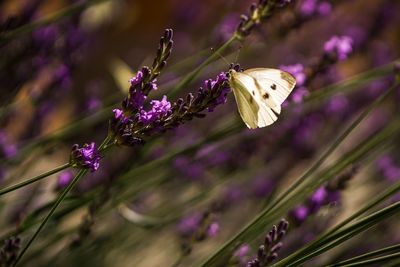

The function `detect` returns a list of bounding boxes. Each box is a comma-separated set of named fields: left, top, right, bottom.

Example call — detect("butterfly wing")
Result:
left=243, top=68, right=296, bottom=107
left=230, top=72, right=278, bottom=129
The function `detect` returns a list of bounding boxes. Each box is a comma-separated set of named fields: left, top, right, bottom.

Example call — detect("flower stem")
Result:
left=0, top=163, right=70, bottom=196
left=12, top=135, right=112, bottom=266
left=12, top=168, right=87, bottom=267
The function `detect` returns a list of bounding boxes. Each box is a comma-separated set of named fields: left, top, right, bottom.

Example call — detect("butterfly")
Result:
left=229, top=68, right=296, bottom=129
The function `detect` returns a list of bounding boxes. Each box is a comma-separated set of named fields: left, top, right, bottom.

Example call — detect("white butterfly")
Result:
left=229, top=68, right=296, bottom=129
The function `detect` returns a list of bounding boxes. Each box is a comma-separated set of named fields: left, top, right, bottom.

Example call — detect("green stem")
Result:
left=263, top=79, right=399, bottom=221
left=0, top=0, right=107, bottom=43
left=338, top=252, right=400, bottom=267
left=273, top=178, right=400, bottom=267
left=326, top=244, right=400, bottom=267
left=12, top=135, right=112, bottom=266
left=12, top=169, right=87, bottom=267
left=285, top=202, right=400, bottom=266
left=0, top=163, right=70, bottom=196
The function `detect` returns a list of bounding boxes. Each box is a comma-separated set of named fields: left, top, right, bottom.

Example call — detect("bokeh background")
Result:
left=0, top=0, right=399, bottom=266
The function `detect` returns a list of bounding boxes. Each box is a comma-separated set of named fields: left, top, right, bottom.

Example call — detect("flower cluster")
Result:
left=280, top=35, right=354, bottom=105
left=236, top=0, right=293, bottom=38
left=246, top=219, right=289, bottom=267
left=324, top=36, right=353, bottom=61
left=110, top=57, right=233, bottom=146
left=178, top=211, right=219, bottom=254
left=299, top=0, right=332, bottom=17
left=70, top=143, right=101, bottom=172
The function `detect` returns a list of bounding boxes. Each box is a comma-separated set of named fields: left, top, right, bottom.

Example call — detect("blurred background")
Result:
left=0, top=0, right=399, bottom=266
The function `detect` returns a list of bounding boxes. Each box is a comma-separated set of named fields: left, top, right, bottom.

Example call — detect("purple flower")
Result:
left=233, top=244, right=251, bottom=263
left=207, top=222, right=220, bottom=237
left=0, top=132, right=17, bottom=159
left=290, top=205, right=309, bottom=224
left=377, top=155, right=400, bottom=183
left=177, top=213, right=202, bottom=237
left=291, top=87, right=310, bottom=103
left=56, top=170, right=74, bottom=189
left=205, top=72, right=230, bottom=112
left=324, top=36, right=353, bottom=60
left=138, top=95, right=172, bottom=125
left=299, top=0, right=331, bottom=16
left=325, top=94, right=349, bottom=115
left=129, top=70, right=144, bottom=87
left=70, top=142, right=101, bottom=172
left=280, top=64, right=306, bottom=87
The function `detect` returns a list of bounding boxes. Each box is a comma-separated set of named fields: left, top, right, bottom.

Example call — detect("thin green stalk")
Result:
left=0, top=0, right=108, bottom=43
left=12, top=135, right=112, bottom=266
left=326, top=244, right=400, bottom=267
left=338, top=252, right=400, bottom=267
left=200, top=80, right=399, bottom=266
left=12, top=169, right=87, bottom=267
left=264, top=79, right=399, bottom=219
left=0, top=163, right=70, bottom=196
left=285, top=202, right=400, bottom=266
left=272, top=178, right=400, bottom=267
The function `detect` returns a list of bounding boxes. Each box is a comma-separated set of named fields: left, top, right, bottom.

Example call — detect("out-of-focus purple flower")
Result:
left=85, top=97, right=102, bottom=111
left=33, top=25, right=58, bottom=47
left=325, top=94, right=349, bottom=115
left=215, top=14, right=238, bottom=42
left=177, top=213, right=202, bottom=237
left=0, top=132, right=17, bottom=159
left=55, top=63, right=71, bottom=89
left=292, top=87, right=310, bottom=103
left=173, top=156, right=204, bottom=181
left=324, top=36, right=353, bottom=61
left=233, top=244, right=251, bottom=263
left=251, top=176, right=274, bottom=198
left=317, top=2, right=332, bottom=15
left=56, top=170, right=74, bottom=189
left=280, top=64, right=306, bottom=87
left=299, top=0, right=332, bottom=17
left=70, top=142, right=101, bottom=172
left=290, top=205, right=309, bottom=224
left=377, top=155, right=400, bottom=183
left=207, top=222, right=219, bottom=237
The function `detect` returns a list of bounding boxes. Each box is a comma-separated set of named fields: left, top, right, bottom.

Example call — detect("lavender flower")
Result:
left=138, top=95, right=172, bottom=125
left=324, top=36, right=353, bottom=61
left=236, top=0, right=293, bottom=38
left=70, top=142, right=101, bottom=172
left=246, top=219, right=289, bottom=267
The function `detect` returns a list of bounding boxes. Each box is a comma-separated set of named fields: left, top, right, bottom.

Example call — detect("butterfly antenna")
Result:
left=234, top=45, right=242, bottom=63
left=211, top=47, right=230, bottom=66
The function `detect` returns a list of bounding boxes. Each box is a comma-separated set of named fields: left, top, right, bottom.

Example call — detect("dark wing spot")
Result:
left=252, top=90, right=255, bottom=96
left=263, top=93, right=269, bottom=99
left=270, top=84, right=277, bottom=90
